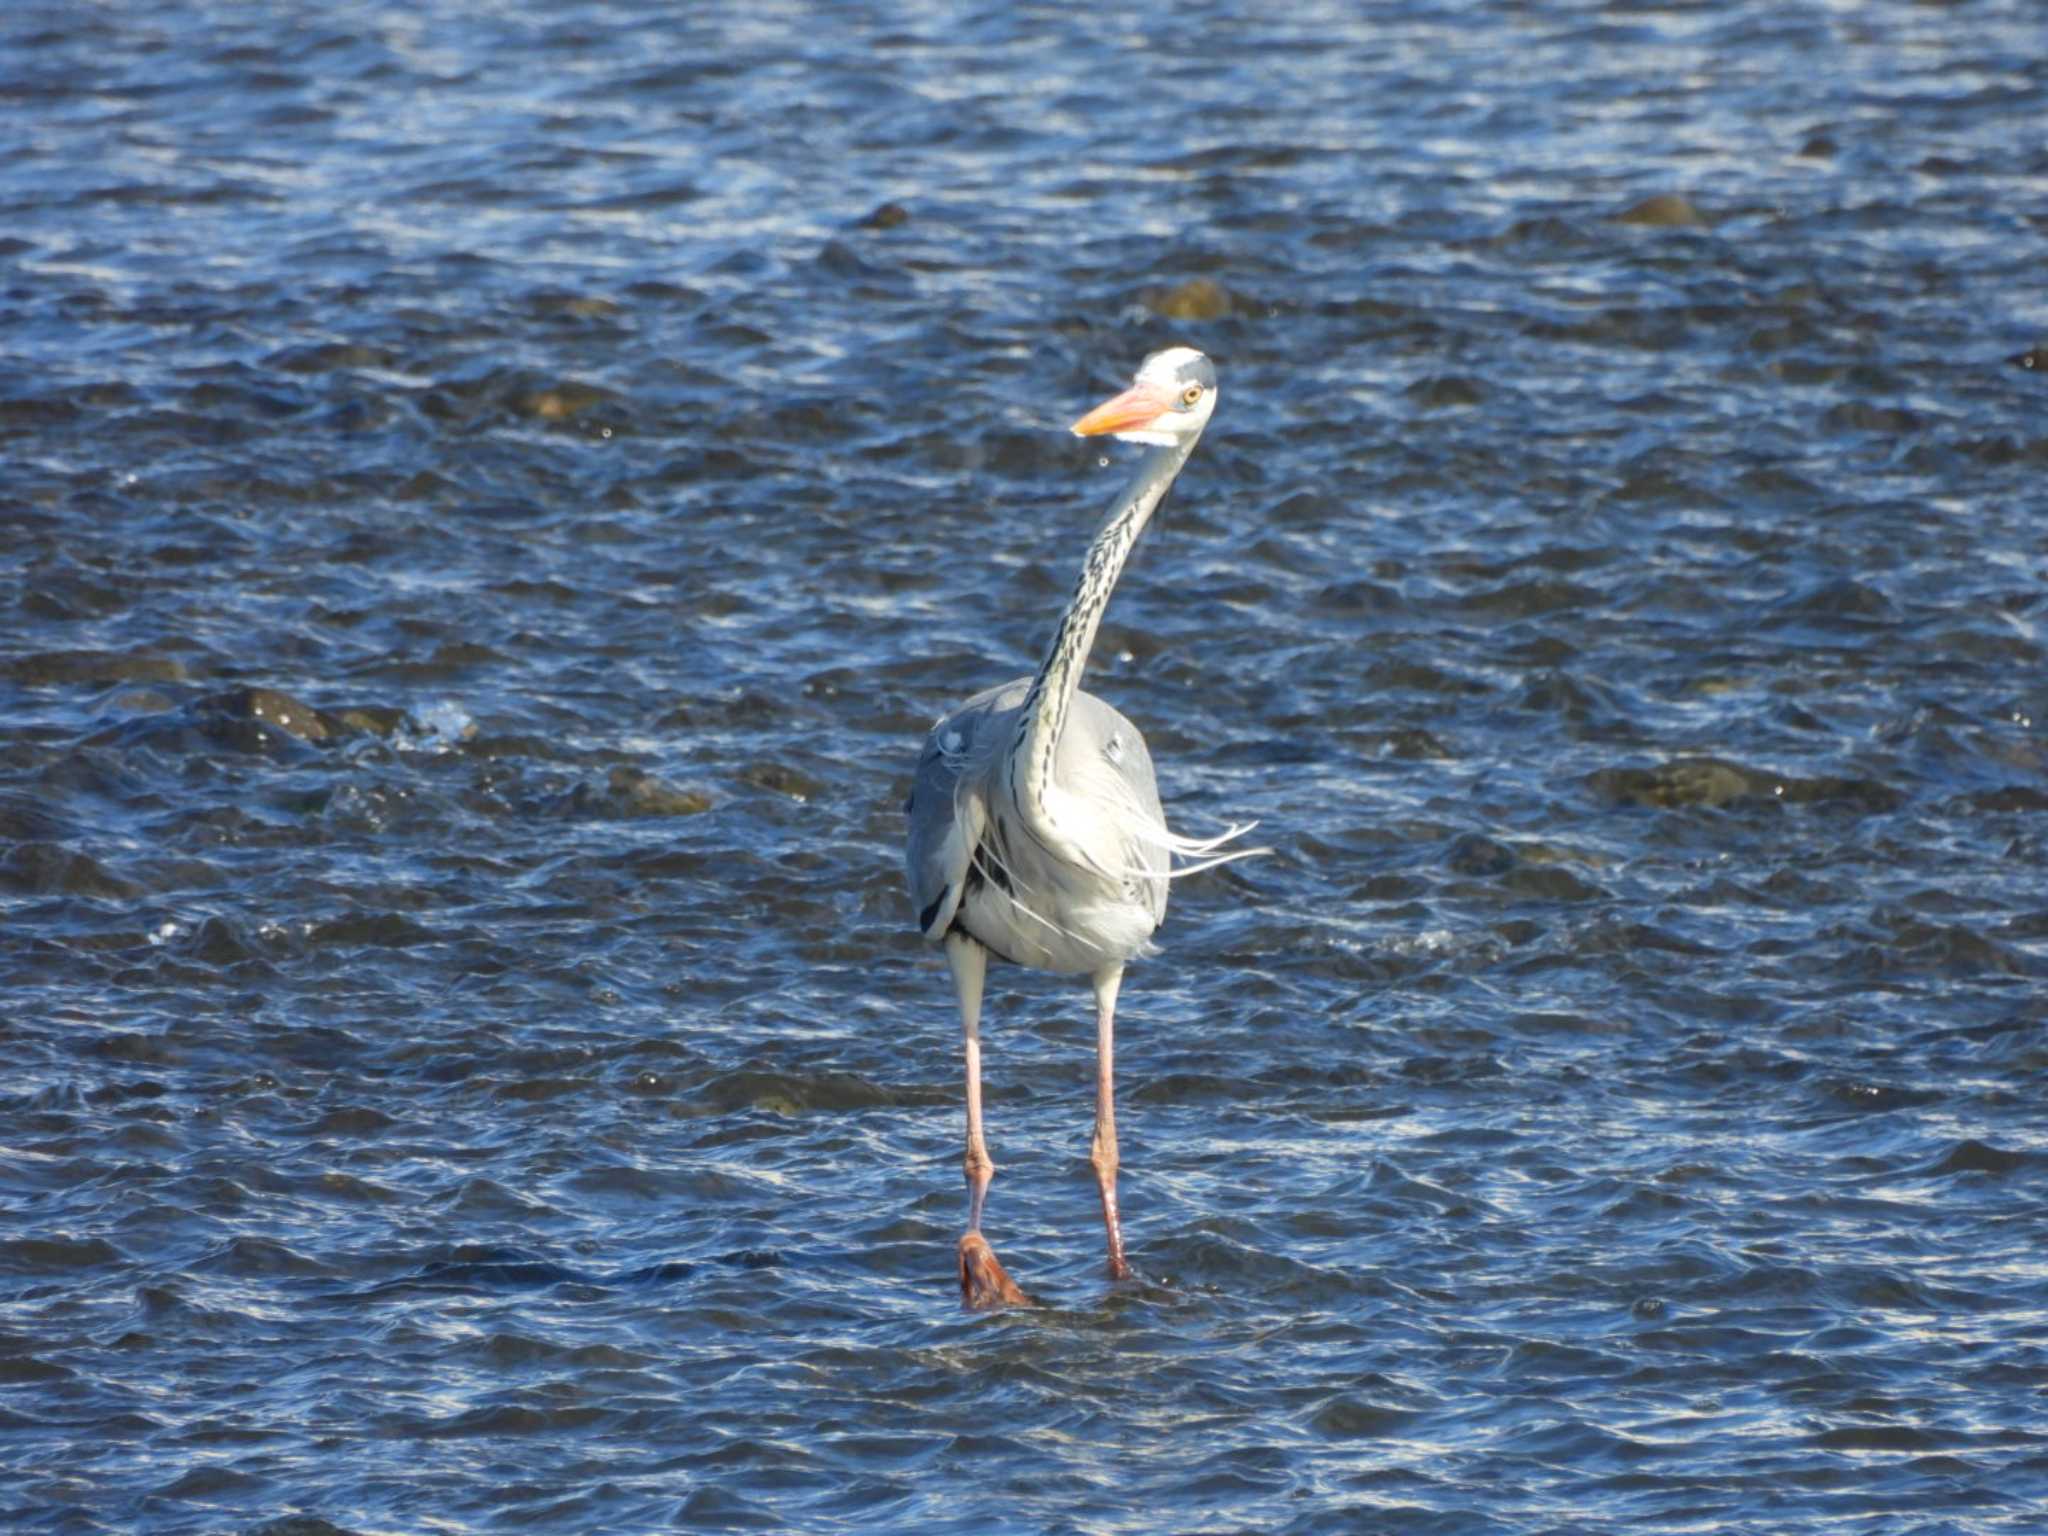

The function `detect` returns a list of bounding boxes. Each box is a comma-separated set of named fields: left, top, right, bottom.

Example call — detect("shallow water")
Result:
left=4, top=2, right=2047, bottom=1532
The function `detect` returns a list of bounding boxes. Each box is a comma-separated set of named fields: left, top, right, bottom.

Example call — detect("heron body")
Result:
left=903, top=346, right=1255, bottom=1307
left=907, top=680, right=1166, bottom=975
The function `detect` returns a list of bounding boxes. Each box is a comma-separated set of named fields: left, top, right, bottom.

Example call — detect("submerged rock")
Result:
left=528, top=290, right=625, bottom=322
left=607, top=766, right=712, bottom=817
left=266, top=341, right=397, bottom=374
left=516, top=380, right=615, bottom=421
left=1587, top=757, right=1903, bottom=812
left=1145, top=278, right=1233, bottom=321
left=742, top=761, right=824, bottom=801
left=1588, top=757, right=1761, bottom=809
left=327, top=705, right=410, bottom=738
left=1406, top=375, right=1486, bottom=409
left=9, top=650, right=188, bottom=686
left=0, top=843, right=142, bottom=900
left=554, top=767, right=714, bottom=819
left=1446, top=833, right=1517, bottom=876
left=186, top=689, right=418, bottom=754
left=1617, top=193, right=1708, bottom=229
left=209, top=687, right=331, bottom=744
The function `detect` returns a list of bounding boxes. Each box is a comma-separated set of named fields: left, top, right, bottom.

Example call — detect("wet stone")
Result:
left=516, top=380, right=615, bottom=421
left=1617, top=193, right=1708, bottom=228
left=606, top=766, right=712, bottom=817
left=1587, top=757, right=1757, bottom=809
left=205, top=687, right=331, bottom=744
left=528, top=290, right=626, bottom=322
left=1146, top=278, right=1234, bottom=321
left=742, top=762, right=825, bottom=800
left=8, top=650, right=189, bottom=687
left=1406, top=375, right=1486, bottom=409
left=1776, top=774, right=1904, bottom=812
left=0, top=843, right=143, bottom=900
left=1928, top=1140, right=2029, bottom=1177
left=1446, top=833, right=1517, bottom=877
left=265, top=341, right=398, bottom=374
left=326, top=705, right=410, bottom=738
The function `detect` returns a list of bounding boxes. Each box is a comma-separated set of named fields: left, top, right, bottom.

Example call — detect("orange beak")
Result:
left=1070, top=382, right=1171, bottom=438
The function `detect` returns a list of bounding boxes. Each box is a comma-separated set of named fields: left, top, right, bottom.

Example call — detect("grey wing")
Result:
left=1059, top=691, right=1171, bottom=926
left=903, top=682, right=1022, bottom=943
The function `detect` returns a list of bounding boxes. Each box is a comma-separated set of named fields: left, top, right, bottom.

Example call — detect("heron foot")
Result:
left=958, top=1233, right=1031, bottom=1309
left=1107, top=1255, right=1134, bottom=1284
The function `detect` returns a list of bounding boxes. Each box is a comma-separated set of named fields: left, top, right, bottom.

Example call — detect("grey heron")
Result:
left=904, top=346, right=1259, bottom=1307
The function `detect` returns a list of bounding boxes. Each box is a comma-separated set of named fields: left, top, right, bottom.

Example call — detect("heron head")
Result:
left=1070, top=346, right=1217, bottom=448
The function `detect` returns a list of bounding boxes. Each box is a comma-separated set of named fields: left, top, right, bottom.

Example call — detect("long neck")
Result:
left=1014, top=436, right=1194, bottom=790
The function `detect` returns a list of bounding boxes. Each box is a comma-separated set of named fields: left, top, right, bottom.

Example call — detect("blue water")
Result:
left=4, top=3, right=2047, bottom=1532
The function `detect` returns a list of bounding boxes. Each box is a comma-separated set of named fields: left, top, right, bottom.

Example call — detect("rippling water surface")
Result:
left=5, top=2, right=2047, bottom=1532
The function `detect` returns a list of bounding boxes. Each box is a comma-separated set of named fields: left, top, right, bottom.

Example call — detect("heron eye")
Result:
left=1180, top=384, right=1202, bottom=407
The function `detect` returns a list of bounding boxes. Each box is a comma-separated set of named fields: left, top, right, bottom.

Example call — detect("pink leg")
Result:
left=1090, top=964, right=1134, bottom=1281
left=949, top=936, right=995, bottom=1230
left=947, top=935, right=1027, bottom=1307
